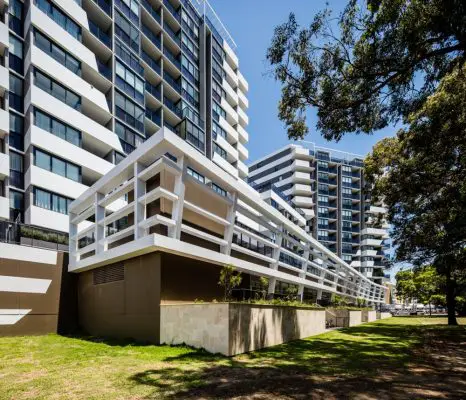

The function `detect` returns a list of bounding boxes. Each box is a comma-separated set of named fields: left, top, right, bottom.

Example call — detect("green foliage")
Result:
left=357, top=298, right=367, bottom=308
left=257, top=276, right=269, bottom=300
left=332, top=295, right=349, bottom=307
left=20, top=226, right=69, bottom=245
left=267, top=0, right=465, bottom=141
left=218, top=264, right=242, bottom=302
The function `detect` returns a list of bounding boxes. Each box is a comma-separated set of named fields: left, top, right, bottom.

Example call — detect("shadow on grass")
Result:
left=128, top=321, right=466, bottom=399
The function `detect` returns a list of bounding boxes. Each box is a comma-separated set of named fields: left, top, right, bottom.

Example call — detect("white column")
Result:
left=69, top=211, right=78, bottom=265
left=95, top=192, right=105, bottom=254
left=169, top=156, right=186, bottom=240
left=297, top=248, right=310, bottom=301
left=221, top=191, right=237, bottom=255
left=268, top=227, right=283, bottom=297
left=134, top=162, right=147, bottom=239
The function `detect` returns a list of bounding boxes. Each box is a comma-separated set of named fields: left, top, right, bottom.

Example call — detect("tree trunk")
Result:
left=446, top=268, right=458, bottom=326
left=429, top=302, right=432, bottom=317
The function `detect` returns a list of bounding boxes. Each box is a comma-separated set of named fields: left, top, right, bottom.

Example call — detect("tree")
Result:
left=267, top=0, right=466, bottom=325
left=267, top=0, right=466, bottom=141
left=257, top=276, right=269, bottom=300
left=395, top=269, right=417, bottom=305
left=218, top=264, right=242, bottom=302
left=414, top=266, right=444, bottom=316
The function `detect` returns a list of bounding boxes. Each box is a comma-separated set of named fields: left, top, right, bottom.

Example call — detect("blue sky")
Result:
left=209, top=0, right=397, bottom=163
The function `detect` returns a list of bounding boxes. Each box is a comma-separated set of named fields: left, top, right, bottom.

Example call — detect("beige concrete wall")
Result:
left=380, top=312, right=392, bottom=319
left=349, top=310, right=363, bottom=326
left=160, top=303, right=230, bottom=355
left=160, top=303, right=326, bottom=356
left=362, top=310, right=377, bottom=322
left=229, top=304, right=326, bottom=355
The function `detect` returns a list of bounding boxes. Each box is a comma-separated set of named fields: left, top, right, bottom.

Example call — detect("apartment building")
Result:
left=248, top=144, right=390, bottom=285
left=0, top=0, right=249, bottom=234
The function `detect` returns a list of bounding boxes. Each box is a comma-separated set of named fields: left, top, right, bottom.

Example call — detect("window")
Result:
left=9, top=0, right=23, bottom=37
left=342, top=210, right=352, bottom=220
left=249, top=148, right=292, bottom=173
left=181, top=78, right=199, bottom=107
left=9, top=35, right=23, bottom=74
left=212, top=59, right=225, bottom=83
left=34, top=108, right=81, bottom=147
left=342, top=254, right=352, bottom=262
left=318, top=195, right=328, bottom=204
left=9, top=151, right=24, bottom=189
left=318, top=218, right=328, bottom=227
left=181, top=32, right=198, bottom=61
left=181, top=10, right=199, bottom=40
left=318, top=171, right=328, bottom=181
left=318, top=183, right=328, bottom=193
left=9, top=75, right=23, bottom=112
left=318, top=160, right=328, bottom=170
left=34, top=30, right=81, bottom=75
left=318, top=230, right=328, bottom=239
left=342, top=187, right=352, bottom=197
left=212, top=79, right=225, bottom=103
left=187, top=167, right=204, bottom=183
left=115, top=60, right=144, bottom=104
left=116, top=0, right=139, bottom=25
left=342, top=220, right=352, bottom=230
left=34, top=69, right=81, bottom=110
left=318, top=207, right=328, bottom=217
left=181, top=55, right=199, bottom=84
left=182, top=118, right=204, bottom=151
left=34, top=0, right=81, bottom=40
left=212, top=101, right=226, bottom=120
left=342, top=176, right=352, bottom=186
left=115, top=11, right=139, bottom=52
left=342, top=232, right=353, bottom=242
left=33, top=148, right=82, bottom=182
left=342, top=198, right=353, bottom=209
left=116, top=40, right=144, bottom=75
left=115, top=121, right=144, bottom=153
left=33, top=187, right=72, bottom=215
left=212, top=183, right=227, bottom=197
left=9, top=113, right=24, bottom=151
left=212, top=37, right=225, bottom=62
left=342, top=165, right=352, bottom=174
left=9, top=189, right=24, bottom=222
left=213, top=142, right=227, bottom=160
left=212, top=122, right=226, bottom=139
left=115, top=91, right=144, bottom=133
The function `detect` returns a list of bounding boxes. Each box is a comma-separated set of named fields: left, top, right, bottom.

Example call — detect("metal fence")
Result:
left=0, top=220, right=69, bottom=252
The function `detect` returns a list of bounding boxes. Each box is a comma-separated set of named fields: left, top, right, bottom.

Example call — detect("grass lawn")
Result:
left=0, top=316, right=465, bottom=399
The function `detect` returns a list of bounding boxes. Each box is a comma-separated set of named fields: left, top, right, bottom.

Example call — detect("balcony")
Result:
left=163, top=47, right=182, bottom=71
left=90, top=0, right=112, bottom=16
left=163, top=0, right=181, bottom=22
left=141, top=50, right=162, bottom=76
left=163, top=96, right=182, bottom=118
left=142, top=25, right=162, bottom=49
left=146, top=81, right=162, bottom=101
left=142, top=0, right=161, bottom=24
left=145, top=108, right=161, bottom=126
left=89, top=20, right=112, bottom=49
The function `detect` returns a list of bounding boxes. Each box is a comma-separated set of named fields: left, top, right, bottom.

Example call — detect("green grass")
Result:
left=0, top=317, right=465, bottom=399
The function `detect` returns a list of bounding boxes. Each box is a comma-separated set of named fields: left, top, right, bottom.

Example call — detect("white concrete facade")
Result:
left=248, top=143, right=391, bottom=285
left=69, top=128, right=386, bottom=304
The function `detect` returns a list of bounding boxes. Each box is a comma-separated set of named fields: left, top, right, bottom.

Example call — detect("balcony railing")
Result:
left=164, top=24, right=181, bottom=46
left=142, top=0, right=161, bottom=24
left=141, top=50, right=161, bottom=75
left=163, top=96, right=182, bottom=117
left=232, top=234, right=274, bottom=258
left=145, top=82, right=162, bottom=101
left=163, top=72, right=181, bottom=93
left=90, top=0, right=112, bottom=16
left=145, top=108, right=162, bottom=126
left=89, top=21, right=112, bottom=48
left=97, top=59, right=112, bottom=81
left=163, top=0, right=181, bottom=22
left=0, top=221, right=69, bottom=252
left=142, top=25, right=162, bottom=49
left=163, top=47, right=181, bottom=70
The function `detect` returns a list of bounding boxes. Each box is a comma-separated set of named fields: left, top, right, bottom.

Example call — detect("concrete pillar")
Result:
left=169, top=156, right=186, bottom=240
left=221, top=192, right=237, bottom=255
left=267, top=227, right=283, bottom=298
left=95, top=192, right=105, bottom=254
left=69, top=211, right=78, bottom=265
left=134, top=162, right=146, bottom=239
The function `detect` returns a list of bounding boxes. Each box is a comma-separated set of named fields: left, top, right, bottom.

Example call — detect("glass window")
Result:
left=35, top=150, right=51, bottom=170
left=34, top=148, right=81, bottom=182
left=9, top=35, right=23, bottom=58
left=33, top=187, right=72, bottom=215
left=187, top=167, right=205, bottom=183
left=34, top=0, right=81, bottom=40
left=34, top=108, right=82, bottom=147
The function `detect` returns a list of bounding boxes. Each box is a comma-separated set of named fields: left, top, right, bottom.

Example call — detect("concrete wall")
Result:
left=160, top=303, right=326, bottom=356
left=349, top=310, right=363, bottom=326
left=0, top=244, right=67, bottom=335
left=380, top=312, right=392, bottom=319
left=160, top=303, right=230, bottom=355
left=362, top=310, right=377, bottom=323
left=229, top=304, right=326, bottom=355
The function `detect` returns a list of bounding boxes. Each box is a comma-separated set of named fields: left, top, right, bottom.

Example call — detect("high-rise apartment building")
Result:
left=0, top=0, right=249, bottom=233
left=248, top=143, right=390, bottom=285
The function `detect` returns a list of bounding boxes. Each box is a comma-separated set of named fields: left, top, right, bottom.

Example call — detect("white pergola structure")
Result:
left=68, top=128, right=385, bottom=304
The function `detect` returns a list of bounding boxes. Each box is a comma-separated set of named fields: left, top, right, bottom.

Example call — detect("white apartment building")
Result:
left=69, top=127, right=386, bottom=306
left=0, top=0, right=249, bottom=235
left=248, top=144, right=391, bottom=285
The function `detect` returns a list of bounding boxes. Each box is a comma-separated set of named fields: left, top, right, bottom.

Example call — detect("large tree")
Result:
left=267, top=0, right=466, bottom=141
left=267, top=0, right=466, bottom=324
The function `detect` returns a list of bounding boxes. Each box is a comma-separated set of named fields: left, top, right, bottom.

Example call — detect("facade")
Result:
left=69, top=127, right=386, bottom=310
left=0, top=0, right=249, bottom=234
left=248, top=144, right=390, bottom=285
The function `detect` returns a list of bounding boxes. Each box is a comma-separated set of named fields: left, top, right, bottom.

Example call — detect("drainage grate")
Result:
left=93, top=264, right=125, bottom=285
